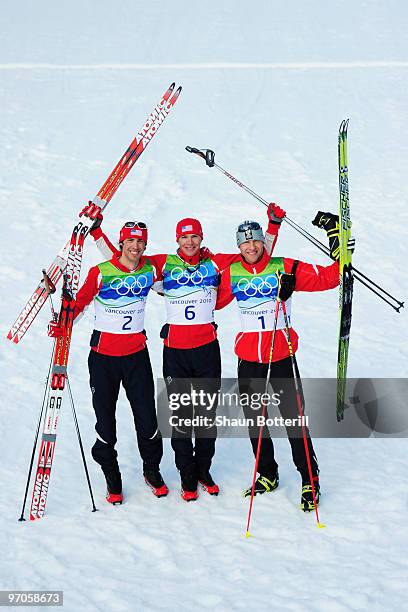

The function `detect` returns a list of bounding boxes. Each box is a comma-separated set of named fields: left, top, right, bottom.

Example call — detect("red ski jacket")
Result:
left=216, top=248, right=339, bottom=363
left=74, top=255, right=158, bottom=356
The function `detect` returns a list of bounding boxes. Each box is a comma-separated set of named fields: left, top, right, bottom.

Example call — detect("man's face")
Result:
left=239, top=239, right=264, bottom=264
left=121, top=238, right=146, bottom=266
left=178, top=234, right=202, bottom=258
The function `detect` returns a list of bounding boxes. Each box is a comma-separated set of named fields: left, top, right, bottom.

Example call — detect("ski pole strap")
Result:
left=185, top=146, right=205, bottom=159
left=42, top=269, right=57, bottom=295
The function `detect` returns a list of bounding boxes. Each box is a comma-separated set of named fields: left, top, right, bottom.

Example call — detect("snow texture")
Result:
left=1, top=1, right=407, bottom=610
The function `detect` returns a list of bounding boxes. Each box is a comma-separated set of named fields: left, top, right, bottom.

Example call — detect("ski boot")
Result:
left=104, top=470, right=123, bottom=505
left=180, top=466, right=198, bottom=502
left=144, top=469, right=169, bottom=498
left=243, top=472, right=279, bottom=498
left=300, top=477, right=320, bottom=512
left=197, top=466, right=219, bottom=496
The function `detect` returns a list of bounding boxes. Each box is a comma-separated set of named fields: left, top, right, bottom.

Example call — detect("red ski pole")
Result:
left=280, top=297, right=326, bottom=529
left=245, top=287, right=281, bottom=539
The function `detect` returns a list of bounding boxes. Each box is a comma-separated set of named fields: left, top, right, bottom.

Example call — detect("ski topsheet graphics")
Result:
left=8, top=83, right=182, bottom=345
left=337, top=120, right=354, bottom=421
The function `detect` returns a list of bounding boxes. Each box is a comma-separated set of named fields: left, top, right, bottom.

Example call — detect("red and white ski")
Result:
left=30, top=220, right=91, bottom=520
left=8, top=82, right=181, bottom=344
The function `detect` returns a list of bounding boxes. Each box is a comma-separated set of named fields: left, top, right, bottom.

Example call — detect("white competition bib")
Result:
left=94, top=299, right=147, bottom=334
left=163, top=255, right=219, bottom=326
left=93, top=261, right=154, bottom=334
left=238, top=297, right=291, bottom=332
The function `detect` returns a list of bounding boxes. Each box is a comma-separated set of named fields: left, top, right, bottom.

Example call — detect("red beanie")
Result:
left=119, top=223, right=148, bottom=244
left=176, top=218, right=203, bottom=241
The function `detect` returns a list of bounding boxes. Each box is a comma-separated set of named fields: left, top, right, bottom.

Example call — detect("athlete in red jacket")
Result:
left=86, top=204, right=285, bottom=501
left=50, top=220, right=168, bottom=504
left=216, top=214, right=340, bottom=511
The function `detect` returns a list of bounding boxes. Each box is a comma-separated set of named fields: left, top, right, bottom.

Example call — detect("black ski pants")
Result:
left=88, top=348, right=163, bottom=474
left=238, top=356, right=318, bottom=484
left=163, top=340, right=221, bottom=473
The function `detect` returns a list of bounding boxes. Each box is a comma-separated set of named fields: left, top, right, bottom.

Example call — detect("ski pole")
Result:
left=66, top=377, right=98, bottom=513
left=245, top=285, right=281, bottom=539
left=18, top=342, right=55, bottom=522
left=279, top=295, right=325, bottom=528
left=185, top=147, right=404, bottom=312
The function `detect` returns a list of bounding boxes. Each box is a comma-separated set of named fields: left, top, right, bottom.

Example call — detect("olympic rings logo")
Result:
left=170, top=265, right=209, bottom=286
left=237, top=275, right=278, bottom=297
left=110, top=275, right=149, bottom=296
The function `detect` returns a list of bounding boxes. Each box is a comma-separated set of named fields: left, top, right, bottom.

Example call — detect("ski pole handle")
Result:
left=185, top=146, right=215, bottom=167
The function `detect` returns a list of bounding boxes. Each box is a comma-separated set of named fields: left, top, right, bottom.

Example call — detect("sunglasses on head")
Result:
left=124, top=221, right=147, bottom=229
left=237, top=221, right=262, bottom=233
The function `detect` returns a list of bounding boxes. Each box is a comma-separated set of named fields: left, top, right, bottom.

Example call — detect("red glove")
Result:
left=200, top=246, right=214, bottom=260
left=80, top=201, right=103, bottom=237
left=267, top=202, right=286, bottom=224
left=48, top=320, right=64, bottom=338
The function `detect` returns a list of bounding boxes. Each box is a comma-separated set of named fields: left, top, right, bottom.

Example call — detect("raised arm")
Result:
left=91, top=227, right=120, bottom=259
left=284, top=257, right=339, bottom=292
left=265, top=203, right=285, bottom=256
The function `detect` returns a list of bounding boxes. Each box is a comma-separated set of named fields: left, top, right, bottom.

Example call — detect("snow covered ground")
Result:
left=1, top=1, right=407, bottom=610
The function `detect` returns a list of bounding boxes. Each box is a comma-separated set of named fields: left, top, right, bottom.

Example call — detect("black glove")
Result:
left=278, top=273, right=296, bottom=301
left=312, top=211, right=340, bottom=260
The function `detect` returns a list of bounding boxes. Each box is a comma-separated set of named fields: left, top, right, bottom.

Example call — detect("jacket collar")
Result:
left=176, top=248, right=200, bottom=266
left=111, top=254, right=146, bottom=273
left=239, top=247, right=270, bottom=274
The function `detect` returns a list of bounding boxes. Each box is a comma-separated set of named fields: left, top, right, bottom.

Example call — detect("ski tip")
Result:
left=339, top=118, right=349, bottom=136
left=6, top=330, right=12, bottom=340
left=170, top=86, right=182, bottom=104
left=163, top=83, right=175, bottom=102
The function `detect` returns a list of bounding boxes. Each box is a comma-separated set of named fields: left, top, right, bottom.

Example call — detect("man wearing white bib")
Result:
left=68, top=222, right=167, bottom=504
left=216, top=215, right=340, bottom=511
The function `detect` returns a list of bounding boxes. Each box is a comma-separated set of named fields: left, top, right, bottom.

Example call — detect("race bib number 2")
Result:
left=122, top=315, right=133, bottom=331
